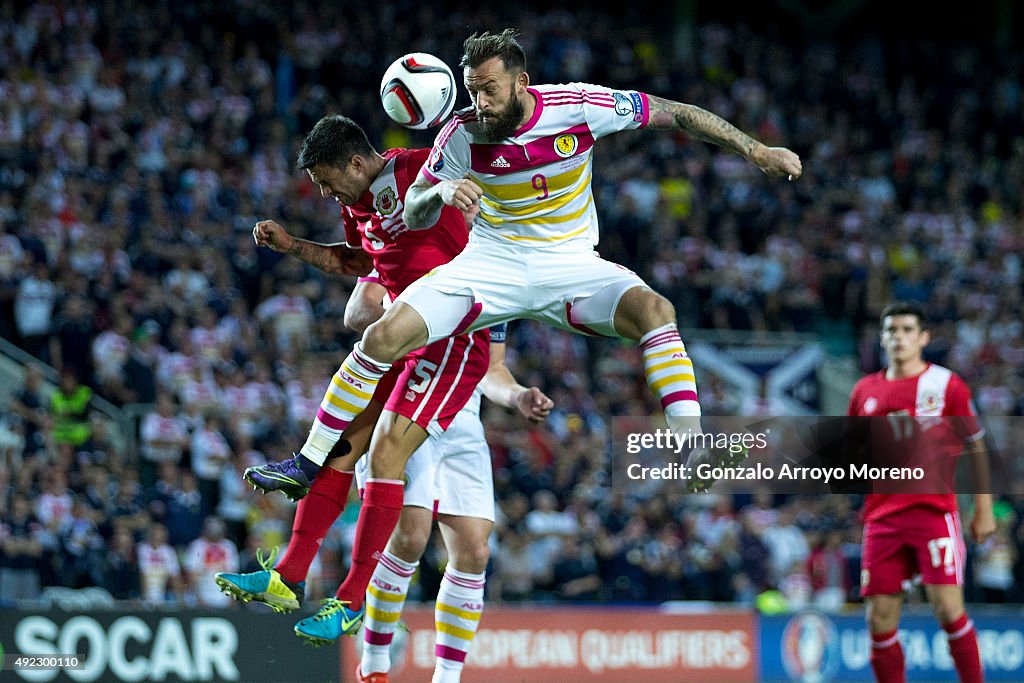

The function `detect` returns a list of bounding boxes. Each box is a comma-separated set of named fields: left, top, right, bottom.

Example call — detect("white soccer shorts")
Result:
left=355, top=436, right=437, bottom=511
left=434, top=392, right=495, bottom=522
left=395, top=237, right=649, bottom=344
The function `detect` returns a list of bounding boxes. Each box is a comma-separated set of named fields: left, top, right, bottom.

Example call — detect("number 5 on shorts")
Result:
left=407, top=360, right=439, bottom=394
left=927, top=537, right=955, bottom=569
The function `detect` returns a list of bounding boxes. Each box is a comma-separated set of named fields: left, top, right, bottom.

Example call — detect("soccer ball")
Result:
left=380, top=53, right=457, bottom=130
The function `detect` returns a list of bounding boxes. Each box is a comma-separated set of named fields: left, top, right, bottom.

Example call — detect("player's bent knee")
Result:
left=361, top=320, right=404, bottom=363
left=613, top=287, right=676, bottom=339
left=361, top=305, right=429, bottom=363
left=644, top=291, right=676, bottom=327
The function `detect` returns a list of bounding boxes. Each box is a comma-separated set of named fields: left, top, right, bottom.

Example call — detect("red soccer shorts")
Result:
left=860, top=508, right=966, bottom=596
left=370, top=329, right=490, bottom=436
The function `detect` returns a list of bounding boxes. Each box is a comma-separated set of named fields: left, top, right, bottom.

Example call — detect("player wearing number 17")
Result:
left=847, top=301, right=996, bottom=683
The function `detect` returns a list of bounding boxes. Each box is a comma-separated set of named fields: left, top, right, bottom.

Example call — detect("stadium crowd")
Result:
left=1, top=0, right=1023, bottom=609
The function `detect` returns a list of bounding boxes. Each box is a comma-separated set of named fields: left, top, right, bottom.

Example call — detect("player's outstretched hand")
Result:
left=253, top=220, right=293, bottom=253
left=517, top=386, right=554, bottom=423
left=439, top=176, right=483, bottom=213
left=753, top=146, right=803, bottom=180
left=970, top=507, right=997, bottom=544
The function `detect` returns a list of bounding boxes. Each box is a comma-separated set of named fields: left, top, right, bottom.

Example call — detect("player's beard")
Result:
left=478, top=86, right=525, bottom=142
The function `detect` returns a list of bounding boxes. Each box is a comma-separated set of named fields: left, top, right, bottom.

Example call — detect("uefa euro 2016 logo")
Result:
left=782, top=611, right=840, bottom=683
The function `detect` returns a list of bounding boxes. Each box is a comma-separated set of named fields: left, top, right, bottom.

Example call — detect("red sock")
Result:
left=944, top=614, right=984, bottom=683
left=870, top=630, right=906, bottom=683
left=275, top=467, right=353, bottom=584
left=334, top=479, right=404, bottom=611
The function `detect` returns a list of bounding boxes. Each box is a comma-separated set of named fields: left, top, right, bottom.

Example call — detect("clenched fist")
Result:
left=253, top=220, right=294, bottom=253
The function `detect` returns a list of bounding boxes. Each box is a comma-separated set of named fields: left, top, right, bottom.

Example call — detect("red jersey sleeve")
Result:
left=946, top=374, right=983, bottom=441
left=847, top=379, right=864, bottom=416
left=341, top=206, right=363, bottom=249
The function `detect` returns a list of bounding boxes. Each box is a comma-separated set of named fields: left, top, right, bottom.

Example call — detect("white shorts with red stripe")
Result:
left=395, top=237, right=649, bottom=344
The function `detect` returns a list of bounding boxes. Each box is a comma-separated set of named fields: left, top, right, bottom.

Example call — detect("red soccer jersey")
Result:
left=847, top=363, right=983, bottom=523
left=341, top=148, right=468, bottom=299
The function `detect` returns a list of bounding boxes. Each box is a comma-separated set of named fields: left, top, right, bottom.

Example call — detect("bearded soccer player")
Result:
left=248, top=28, right=800, bottom=608
left=848, top=301, right=996, bottom=683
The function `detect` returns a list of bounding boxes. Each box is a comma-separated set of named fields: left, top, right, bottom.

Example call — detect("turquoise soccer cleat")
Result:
left=293, top=598, right=365, bottom=646
left=214, top=548, right=305, bottom=613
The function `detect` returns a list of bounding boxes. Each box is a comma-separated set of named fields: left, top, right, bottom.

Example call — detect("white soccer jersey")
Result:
left=420, top=83, right=649, bottom=250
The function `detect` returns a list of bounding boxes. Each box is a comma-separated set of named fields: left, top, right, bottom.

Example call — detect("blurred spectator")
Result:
left=807, top=530, right=851, bottom=611
left=91, top=314, right=133, bottom=401
left=165, top=470, right=204, bottom=548
left=550, top=535, right=601, bottom=601
left=137, top=522, right=184, bottom=605
left=57, top=497, right=104, bottom=588
left=14, top=259, right=57, bottom=362
left=491, top=531, right=535, bottom=602
left=597, top=516, right=655, bottom=601
left=178, top=364, right=222, bottom=420
left=524, top=489, right=577, bottom=574
left=8, top=365, right=49, bottom=457
left=49, top=296, right=96, bottom=379
left=146, top=461, right=182, bottom=525
left=218, top=450, right=261, bottom=547
left=189, top=416, right=231, bottom=518
left=100, top=526, right=142, bottom=600
left=124, top=321, right=163, bottom=404
left=643, top=523, right=688, bottom=602
left=0, top=494, right=45, bottom=602
left=736, top=514, right=771, bottom=592
left=254, top=279, right=313, bottom=353
left=184, top=516, right=239, bottom=607
left=50, top=369, right=92, bottom=448
left=694, top=495, right=738, bottom=548
left=108, top=480, right=150, bottom=537
left=35, top=469, right=73, bottom=534
left=778, top=559, right=813, bottom=611
left=237, top=532, right=270, bottom=574
left=762, top=505, right=811, bottom=586
left=139, top=392, right=189, bottom=487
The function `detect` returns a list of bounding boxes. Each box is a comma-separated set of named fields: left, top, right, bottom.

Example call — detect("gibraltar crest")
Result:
left=918, top=389, right=942, bottom=413
left=375, top=186, right=398, bottom=216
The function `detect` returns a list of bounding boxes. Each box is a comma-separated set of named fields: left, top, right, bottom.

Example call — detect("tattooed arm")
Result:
left=252, top=220, right=373, bottom=276
left=646, top=95, right=802, bottom=179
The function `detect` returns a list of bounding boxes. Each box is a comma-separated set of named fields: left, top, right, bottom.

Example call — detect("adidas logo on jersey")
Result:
left=491, top=156, right=511, bottom=168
